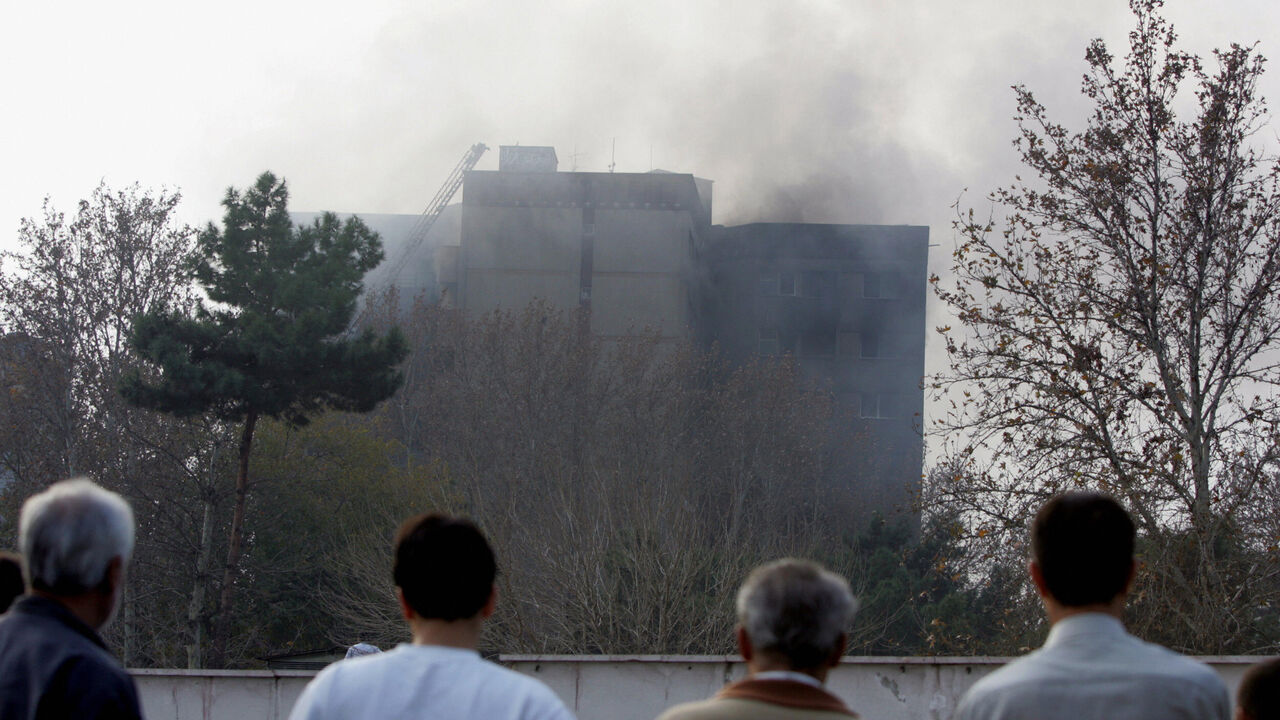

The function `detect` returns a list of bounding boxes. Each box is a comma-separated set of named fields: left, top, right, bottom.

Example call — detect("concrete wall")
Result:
left=133, top=655, right=1260, bottom=720
left=132, top=668, right=312, bottom=720
left=459, top=171, right=706, bottom=341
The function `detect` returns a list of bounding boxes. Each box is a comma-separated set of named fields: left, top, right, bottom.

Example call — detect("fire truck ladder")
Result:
left=354, top=142, right=487, bottom=328
left=385, top=141, right=488, bottom=283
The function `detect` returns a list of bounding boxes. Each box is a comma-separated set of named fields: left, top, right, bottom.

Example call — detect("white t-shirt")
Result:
left=954, top=613, right=1229, bottom=720
left=288, top=644, right=575, bottom=720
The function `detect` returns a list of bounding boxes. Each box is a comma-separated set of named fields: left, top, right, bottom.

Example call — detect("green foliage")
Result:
left=230, top=414, right=455, bottom=657
left=831, top=513, right=978, bottom=655
left=122, top=172, right=407, bottom=425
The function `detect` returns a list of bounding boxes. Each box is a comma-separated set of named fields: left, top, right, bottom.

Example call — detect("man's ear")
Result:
left=1122, top=559, right=1137, bottom=595
left=826, top=632, right=847, bottom=668
left=396, top=587, right=415, bottom=622
left=1029, top=560, right=1050, bottom=599
left=736, top=626, right=753, bottom=662
left=480, top=585, right=498, bottom=619
left=98, top=557, right=123, bottom=597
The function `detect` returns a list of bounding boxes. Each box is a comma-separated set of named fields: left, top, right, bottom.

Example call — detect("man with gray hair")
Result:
left=656, top=559, right=859, bottom=720
left=0, top=478, right=143, bottom=719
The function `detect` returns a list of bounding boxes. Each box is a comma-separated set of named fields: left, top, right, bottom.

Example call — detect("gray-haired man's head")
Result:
left=736, top=559, right=857, bottom=672
left=19, top=479, right=134, bottom=606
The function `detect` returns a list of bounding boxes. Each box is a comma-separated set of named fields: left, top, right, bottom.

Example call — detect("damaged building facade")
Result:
left=699, top=222, right=928, bottom=513
left=378, top=146, right=928, bottom=516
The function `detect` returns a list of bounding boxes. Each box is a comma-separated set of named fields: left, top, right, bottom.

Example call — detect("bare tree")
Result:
left=0, top=183, right=228, bottom=665
left=0, top=183, right=193, bottom=486
left=334, top=296, right=881, bottom=655
left=932, top=0, right=1280, bottom=652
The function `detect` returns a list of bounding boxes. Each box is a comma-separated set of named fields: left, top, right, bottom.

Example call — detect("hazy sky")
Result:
left=2, top=0, right=1277, bottom=390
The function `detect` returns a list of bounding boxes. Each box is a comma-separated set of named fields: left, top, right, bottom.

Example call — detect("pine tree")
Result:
left=122, top=172, right=407, bottom=666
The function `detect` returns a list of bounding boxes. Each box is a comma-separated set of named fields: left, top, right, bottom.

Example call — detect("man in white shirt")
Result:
left=954, top=491, right=1230, bottom=720
left=289, top=513, right=575, bottom=720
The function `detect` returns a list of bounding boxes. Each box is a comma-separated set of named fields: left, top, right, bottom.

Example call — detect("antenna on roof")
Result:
left=569, top=143, right=588, bottom=172
left=609, top=138, right=616, bottom=173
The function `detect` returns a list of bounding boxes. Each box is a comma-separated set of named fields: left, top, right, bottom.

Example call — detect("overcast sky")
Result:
left=2, top=0, right=1277, bottom=406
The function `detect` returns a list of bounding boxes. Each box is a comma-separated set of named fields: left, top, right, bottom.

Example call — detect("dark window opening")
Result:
left=779, top=271, right=796, bottom=296
left=800, top=327, right=836, bottom=356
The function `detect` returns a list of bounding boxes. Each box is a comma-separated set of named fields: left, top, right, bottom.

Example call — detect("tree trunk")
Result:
left=120, top=582, right=134, bottom=667
left=186, top=495, right=216, bottom=669
left=209, top=411, right=257, bottom=667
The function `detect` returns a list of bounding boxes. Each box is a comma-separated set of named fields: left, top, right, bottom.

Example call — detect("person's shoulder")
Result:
left=655, top=697, right=732, bottom=720
left=16, top=609, right=128, bottom=677
left=479, top=658, right=565, bottom=699
left=963, top=650, right=1049, bottom=695
left=1126, top=637, right=1226, bottom=690
left=304, top=647, right=396, bottom=690
left=57, top=654, right=142, bottom=720
left=471, top=658, right=573, bottom=719
left=954, top=652, right=1054, bottom=720
left=289, top=653, right=388, bottom=720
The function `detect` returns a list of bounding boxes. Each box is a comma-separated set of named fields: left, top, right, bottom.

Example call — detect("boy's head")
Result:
left=1031, top=491, right=1135, bottom=606
left=393, top=513, right=496, bottom=621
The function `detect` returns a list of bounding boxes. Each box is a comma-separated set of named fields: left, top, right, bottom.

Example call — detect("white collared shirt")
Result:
left=751, top=670, right=824, bottom=688
left=289, top=644, right=575, bottom=720
left=954, top=613, right=1229, bottom=720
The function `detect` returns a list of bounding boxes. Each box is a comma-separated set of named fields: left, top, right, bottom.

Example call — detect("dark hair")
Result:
left=393, top=513, right=496, bottom=621
left=0, top=551, right=23, bottom=613
left=1239, top=657, right=1280, bottom=720
left=1031, top=491, right=1134, bottom=606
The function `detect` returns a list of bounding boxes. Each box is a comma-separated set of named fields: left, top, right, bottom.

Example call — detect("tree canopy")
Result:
left=123, top=172, right=406, bottom=425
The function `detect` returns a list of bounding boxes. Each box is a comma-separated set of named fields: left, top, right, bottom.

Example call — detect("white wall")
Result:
left=133, top=655, right=1260, bottom=720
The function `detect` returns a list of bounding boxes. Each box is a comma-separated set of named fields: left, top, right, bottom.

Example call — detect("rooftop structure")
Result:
left=448, top=168, right=712, bottom=342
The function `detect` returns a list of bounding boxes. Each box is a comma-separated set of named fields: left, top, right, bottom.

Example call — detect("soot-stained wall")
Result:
left=701, top=223, right=928, bottom=515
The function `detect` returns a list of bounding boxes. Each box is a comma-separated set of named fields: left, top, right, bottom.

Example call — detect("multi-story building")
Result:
left=353, top=146, right=928, bottom=516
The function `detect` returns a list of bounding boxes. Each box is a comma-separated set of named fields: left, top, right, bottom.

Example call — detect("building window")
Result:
left=859, top=332, right=880, bottom=359
left=759, top=328, right=780, bottom=356
left=759, top=271, right=780, bottom=295
left=799, top=327, right=836, bottom=356
left=838, top=332, right=859, bottom=356
left=863, top=273, right=882, bottom=298
left=800, top=270, right=834, bottom=299
left=862, top=272, right=900, bottom=299
left=860, top=393, right=895, bottom=419
left=761, top=270, right=806, bottom=296
left=779, top=271, right=796, bottom=296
